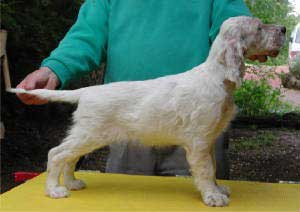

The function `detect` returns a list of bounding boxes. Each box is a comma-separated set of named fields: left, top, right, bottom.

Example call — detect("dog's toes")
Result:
left=65, top=179, right=86, bottom=190
left=46, top=186, right=70, bottom=199
left=218, top=185, right=231, bottom=197
left=203, top=192, right=229, bottom=207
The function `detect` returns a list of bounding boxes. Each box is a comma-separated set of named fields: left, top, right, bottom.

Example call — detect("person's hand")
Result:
left=16, top=67, right=60, bottom=105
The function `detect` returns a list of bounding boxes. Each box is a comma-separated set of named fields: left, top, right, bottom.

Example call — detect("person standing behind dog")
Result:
left=16, top=0, right=262, bottom=176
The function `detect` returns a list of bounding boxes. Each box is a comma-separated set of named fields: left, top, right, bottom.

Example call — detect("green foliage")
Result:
left=230, top=131, right=276, bottom=151
left=1, top=0, right=82, bottom=54
left=234, top=79, right=293, bottom=116
left=245, top=0, right=300, bottom=66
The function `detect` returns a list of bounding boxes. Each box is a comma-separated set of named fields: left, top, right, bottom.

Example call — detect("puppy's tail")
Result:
left=7, top=88, right=83, bottom=104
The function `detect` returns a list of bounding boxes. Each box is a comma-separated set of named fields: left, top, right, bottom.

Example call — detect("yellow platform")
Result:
left=1, top=172, right=299, bottom=211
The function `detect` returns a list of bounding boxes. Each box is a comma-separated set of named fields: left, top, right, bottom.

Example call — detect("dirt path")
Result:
left=228, top=128, right=300, bottom=183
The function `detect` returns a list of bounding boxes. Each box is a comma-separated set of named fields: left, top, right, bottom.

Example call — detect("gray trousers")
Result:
left=106, top=134, right=229, bottom=179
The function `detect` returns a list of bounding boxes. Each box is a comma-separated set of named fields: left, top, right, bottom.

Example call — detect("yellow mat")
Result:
left=1, top=172, right=299, bottom=212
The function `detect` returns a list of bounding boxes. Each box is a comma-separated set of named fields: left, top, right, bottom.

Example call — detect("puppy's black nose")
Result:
left=281, top=26, right=286, bottom=34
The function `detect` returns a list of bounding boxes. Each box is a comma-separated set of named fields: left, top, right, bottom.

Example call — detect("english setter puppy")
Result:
left=10, top=16, right=285, bottom=206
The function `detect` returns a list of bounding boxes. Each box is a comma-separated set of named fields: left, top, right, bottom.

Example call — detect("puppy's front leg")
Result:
left=210, top=144, right=231, bottom=197
left=185, top=140, right=229, bottom=207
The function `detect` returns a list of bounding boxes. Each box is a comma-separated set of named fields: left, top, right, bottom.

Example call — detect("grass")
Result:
left=230, top=131, right=277, bottom=151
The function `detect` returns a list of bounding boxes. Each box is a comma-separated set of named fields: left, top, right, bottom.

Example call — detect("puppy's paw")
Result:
left=46, top=186, right=70, bottom=199
left=65, top=179, right=86, bottom=190
left=218, top=185, right=231, bottom=197
left=203, top=191, right=229, bottom=207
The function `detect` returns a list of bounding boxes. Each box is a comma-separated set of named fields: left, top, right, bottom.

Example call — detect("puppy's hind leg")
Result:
left=46, top=145, right=70, bottom=199
left=46, top=125, right=107, bottom=198
left=63, top=158, right=86, bottom=191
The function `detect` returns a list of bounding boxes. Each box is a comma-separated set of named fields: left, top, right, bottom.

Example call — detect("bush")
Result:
left=234, top=79, right=293, bottom=116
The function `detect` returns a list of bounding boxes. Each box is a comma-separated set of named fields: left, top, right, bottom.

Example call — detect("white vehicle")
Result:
left=289, top=23, right=300, bottom=59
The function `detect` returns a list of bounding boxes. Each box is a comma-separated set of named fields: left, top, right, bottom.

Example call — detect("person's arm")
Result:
left=41, top=0, right=109, bottom=88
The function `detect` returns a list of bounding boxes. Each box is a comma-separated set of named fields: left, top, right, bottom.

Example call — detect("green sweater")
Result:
left=41, top=0, right=251, bottom=88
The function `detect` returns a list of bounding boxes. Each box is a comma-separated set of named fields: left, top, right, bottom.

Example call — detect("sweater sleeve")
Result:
left=41, top=0, right=109, bottom=88
left=209, top=0, right=252, bottom=43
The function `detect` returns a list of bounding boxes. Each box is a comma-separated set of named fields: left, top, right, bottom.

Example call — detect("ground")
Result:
left=228, top=128, right=300, bottom=182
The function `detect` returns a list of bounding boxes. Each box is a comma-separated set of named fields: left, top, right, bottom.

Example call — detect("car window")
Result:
left=296, top=29, right=300, bottom=43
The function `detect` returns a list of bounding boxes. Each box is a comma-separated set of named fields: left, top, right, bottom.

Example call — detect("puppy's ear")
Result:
left=218, top=40, right=246, bottom=87
left=218, top=40, right=245, bottom=67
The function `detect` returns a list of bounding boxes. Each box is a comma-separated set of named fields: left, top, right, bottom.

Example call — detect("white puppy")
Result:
left=9, top=16, right=285, bottom=206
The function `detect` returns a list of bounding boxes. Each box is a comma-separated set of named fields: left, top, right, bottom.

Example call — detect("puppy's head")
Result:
left=219, top=16, right=286, bottom=62
left=216, top=16, right=285, bottom=87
